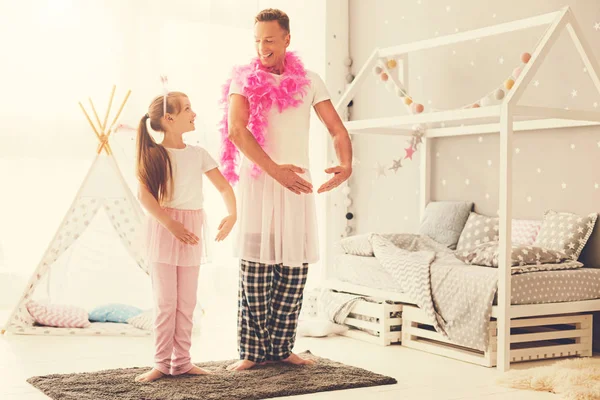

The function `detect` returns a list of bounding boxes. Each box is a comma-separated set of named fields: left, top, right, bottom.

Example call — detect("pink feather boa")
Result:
left=218, top=51, right=310, bottom=184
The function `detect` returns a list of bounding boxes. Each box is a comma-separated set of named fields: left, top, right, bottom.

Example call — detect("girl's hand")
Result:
left=204, top=168, right=237, bottom=241
left=216, top=214, right=237, bottom=242
left=166, top=219, right=199, bottom=245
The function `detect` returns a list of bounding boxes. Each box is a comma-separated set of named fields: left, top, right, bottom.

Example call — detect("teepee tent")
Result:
left=2, top=87, right=153, bottom=336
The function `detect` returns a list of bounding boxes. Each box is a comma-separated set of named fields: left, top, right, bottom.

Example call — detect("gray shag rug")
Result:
left=27, top=351, right=397, bottom=400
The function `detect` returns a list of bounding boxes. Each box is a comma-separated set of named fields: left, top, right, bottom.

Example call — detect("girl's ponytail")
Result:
left=136, top=113, right=172, bottom=204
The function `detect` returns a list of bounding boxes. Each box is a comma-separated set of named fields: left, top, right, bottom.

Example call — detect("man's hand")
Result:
left=318, top=165, right=352, bottom=194
left=272, top=164, right=313, bottom=195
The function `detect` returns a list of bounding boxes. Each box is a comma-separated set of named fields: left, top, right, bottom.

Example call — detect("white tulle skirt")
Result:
left=233, top=161, right=319, bottom=267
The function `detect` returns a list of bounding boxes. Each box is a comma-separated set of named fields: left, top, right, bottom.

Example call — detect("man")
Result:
left=221, top=8, right=352, bottom=371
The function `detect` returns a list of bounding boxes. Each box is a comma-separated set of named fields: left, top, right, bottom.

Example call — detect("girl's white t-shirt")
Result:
left=163, top=145, right=218, bottom=210
left=228, top=69, right=331, bottom=169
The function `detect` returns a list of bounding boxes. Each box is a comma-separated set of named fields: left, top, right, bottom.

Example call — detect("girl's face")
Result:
left=168, top=96, right=196, bottom=134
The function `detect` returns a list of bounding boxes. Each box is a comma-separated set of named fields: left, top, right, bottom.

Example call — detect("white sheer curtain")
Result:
left=1, top=1, right=142, bottom=306
left=0, top=0, right=328, bottom=310
left=0, top=1, right=260, bottom=307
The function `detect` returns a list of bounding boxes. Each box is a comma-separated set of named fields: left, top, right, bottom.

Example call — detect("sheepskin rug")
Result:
left=497, top=358, right=600, bottom=400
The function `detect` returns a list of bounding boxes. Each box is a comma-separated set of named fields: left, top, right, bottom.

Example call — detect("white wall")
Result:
left=344, top=0, right=600, bottom=243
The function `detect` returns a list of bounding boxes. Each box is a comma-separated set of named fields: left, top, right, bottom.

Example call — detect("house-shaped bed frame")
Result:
left=327, top=6, right=600, bottom=372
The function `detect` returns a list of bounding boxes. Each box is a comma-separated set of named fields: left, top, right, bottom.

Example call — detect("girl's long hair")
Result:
left=136, top=92, right=186, bottom=204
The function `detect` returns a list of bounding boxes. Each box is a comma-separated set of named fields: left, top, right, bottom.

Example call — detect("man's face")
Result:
left=254, top=20, right=290, bottom=69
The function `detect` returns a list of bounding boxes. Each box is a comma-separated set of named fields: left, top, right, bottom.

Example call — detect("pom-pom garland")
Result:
left=373, top=51, right=532, bottom=116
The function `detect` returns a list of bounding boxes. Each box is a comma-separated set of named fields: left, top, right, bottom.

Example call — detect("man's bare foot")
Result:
left=185, top=365, right=211, bottom=375
left=282, top=353, right=315, bottom=366
left=226, top=360, right=257, bottom=371
left=135, top=368, right=165, bottom=383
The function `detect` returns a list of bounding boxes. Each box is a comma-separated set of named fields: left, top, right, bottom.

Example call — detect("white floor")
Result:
left=0, top=265, right=587, bottom=400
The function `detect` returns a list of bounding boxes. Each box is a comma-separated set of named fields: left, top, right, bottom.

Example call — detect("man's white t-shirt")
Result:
left=229, top=69, right=331, bottom=169
left=162, top=145, right=218, bottom=210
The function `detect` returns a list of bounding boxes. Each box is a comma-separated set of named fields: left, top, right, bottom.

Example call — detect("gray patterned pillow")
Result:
left=534, top=210, right=598, bottom=260
left=419, top=201, right=473, bottom=249
left=456, top=212, right=499, bottom=252
left=456, top=242, right=569, bottom=267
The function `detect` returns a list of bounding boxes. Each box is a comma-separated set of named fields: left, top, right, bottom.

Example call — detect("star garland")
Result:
left=371, top=51, right=533, bottom=177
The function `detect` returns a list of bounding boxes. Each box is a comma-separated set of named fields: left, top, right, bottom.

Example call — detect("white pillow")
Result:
left=339, top=233, right=375, bottom=256
left=127, top=309, right=202, bottom=332
left=297, top=319, right=349, bottom=337
left=511, top=219, right=542, bottom=246
left=127, top=309, right=153, bottom=331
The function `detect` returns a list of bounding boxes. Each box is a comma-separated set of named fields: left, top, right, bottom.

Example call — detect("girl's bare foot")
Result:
left=185, top=365, right=211, bottom=375
left=282, top=353, right=315, bottom=366
left=226, top=360, right=257, bottom=371
left=135, top=368, right=165, bottom=383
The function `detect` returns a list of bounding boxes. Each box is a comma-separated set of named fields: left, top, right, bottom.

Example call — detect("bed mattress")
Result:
left=330, top=254, right=600, bottom=305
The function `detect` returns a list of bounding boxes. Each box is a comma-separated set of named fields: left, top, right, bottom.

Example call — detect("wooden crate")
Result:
left=341, top=299, right=403, bottom=346
left=402, top=305, right=592, bottom=367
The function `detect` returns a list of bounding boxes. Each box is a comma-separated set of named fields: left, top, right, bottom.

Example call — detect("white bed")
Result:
left=330, top=253, right=600, bottom=306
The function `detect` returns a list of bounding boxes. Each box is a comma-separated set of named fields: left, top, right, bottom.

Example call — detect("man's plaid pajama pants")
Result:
left=237, top=259, right=309, bottom=363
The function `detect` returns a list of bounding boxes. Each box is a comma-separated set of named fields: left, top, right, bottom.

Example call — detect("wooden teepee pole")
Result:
left=81, top=85, right=131, bottom=155
left=102, top=85, right=116, bottom=132
left=106, top=90, right=132, bottom=137
left=79, top=101, right=112, bottom=155
left=89, top=98, right=103, bottom=133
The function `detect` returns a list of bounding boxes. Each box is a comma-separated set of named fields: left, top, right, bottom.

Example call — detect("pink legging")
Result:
left=150, top=263, right=200, bottom=375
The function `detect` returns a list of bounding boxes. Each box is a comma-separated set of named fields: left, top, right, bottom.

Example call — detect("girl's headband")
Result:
left=160, top=75, right=169, bottom=116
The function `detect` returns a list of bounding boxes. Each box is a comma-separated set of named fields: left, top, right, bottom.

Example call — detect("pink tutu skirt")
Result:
left=145, top=208, right=209, bottom=267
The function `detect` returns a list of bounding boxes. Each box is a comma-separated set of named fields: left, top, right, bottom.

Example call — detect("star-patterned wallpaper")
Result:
left=346, top=0, right=600, bottom=261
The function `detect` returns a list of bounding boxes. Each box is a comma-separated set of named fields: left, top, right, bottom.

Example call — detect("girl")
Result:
left=134, top=91, right=236, bottom=382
